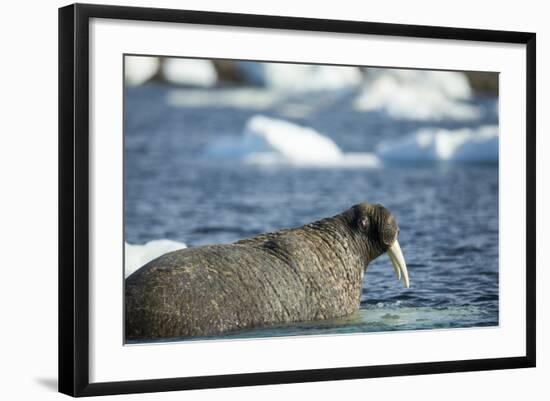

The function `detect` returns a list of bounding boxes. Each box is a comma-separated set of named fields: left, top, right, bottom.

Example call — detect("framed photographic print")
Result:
left=58, top=3, right=536, bottom=397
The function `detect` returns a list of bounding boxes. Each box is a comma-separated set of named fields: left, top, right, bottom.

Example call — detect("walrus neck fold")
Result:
left=304, top=214, right=372, bottom=268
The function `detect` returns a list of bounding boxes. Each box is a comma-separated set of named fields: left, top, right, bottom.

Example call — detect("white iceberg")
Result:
left=167, top=88, right=281, bottom=110
left=162, top=58, right=217, bottom=87
left=165, top=63, right=361, bottom=116
left=124, top=56, right=160, bottom=86
left=376, top=125, right=498, bottom=163
left=355, top=69, right=481, bottom=121
left=235, top=62, right=363, bottom=92
left=203, top=115, right=379, bottom=168
left=166, top=87, right=329, bottom=118
left=125, top=239, right=187, bottom=278
left=203, top=116, right=497, bottom=167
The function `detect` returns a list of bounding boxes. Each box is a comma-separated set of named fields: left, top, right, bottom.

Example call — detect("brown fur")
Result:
left=125, top=203, right=397, bottom=341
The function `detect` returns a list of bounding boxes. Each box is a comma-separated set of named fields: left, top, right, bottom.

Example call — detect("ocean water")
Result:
left=124, top=82, right=499, bottom=341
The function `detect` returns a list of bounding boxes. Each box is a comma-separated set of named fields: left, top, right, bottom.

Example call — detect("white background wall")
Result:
left=0, top=0, right=546, bottom=399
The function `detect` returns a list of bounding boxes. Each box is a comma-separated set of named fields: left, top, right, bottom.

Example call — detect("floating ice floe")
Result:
left=204, top=116, right=497, bottom=167
left=125, top=239, right=187, bottom=278
left=376, top=125, right=498, bottom=163
left=124, top=56, right=160, bottom=86
left=167, top=88, right=281, bottom=110
left=203, top=115, right=379, bottom=168
left=235, top=62, right=363, bottom=92
left=162, top=58, right=217, bottom=87
left=166, top=63, right=361, bottom=115
left=167, top=87, right=338, bottom=118
left=354, top=69, right=481, bottom=121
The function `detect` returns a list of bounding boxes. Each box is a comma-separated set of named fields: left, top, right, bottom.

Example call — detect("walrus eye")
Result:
left=358, top=218, right=369, bottom=232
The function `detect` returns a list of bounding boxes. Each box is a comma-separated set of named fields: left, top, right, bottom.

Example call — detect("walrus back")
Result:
left=125, top=243, right=309, bottom=340
left=125, top=216, right=366, bottom=341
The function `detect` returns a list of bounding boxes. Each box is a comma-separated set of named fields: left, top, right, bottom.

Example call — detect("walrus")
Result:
left=125, top=202, right=409, bottom=341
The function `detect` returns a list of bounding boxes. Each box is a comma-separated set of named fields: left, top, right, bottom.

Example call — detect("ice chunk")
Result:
left=203, top=115, right=379, bottom=168
left=125, top=239, right=187, bottom=278
left=376, top=125, right=498, bottom=163
left=235, top=62, right=363, bottom=92
left=355, top=69, right=480, bottom=121
left=124, top=56, right=160, bottom=86
left=162, top=58, right=217, bottom=87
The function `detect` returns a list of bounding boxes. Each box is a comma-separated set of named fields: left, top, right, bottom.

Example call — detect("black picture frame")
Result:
left=58, top=3, right=536, bottom=397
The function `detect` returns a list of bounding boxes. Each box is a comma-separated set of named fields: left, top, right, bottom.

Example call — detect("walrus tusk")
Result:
left=389, top=252, right=401, bottom=281
left=387, top=240, right=410, bottom=288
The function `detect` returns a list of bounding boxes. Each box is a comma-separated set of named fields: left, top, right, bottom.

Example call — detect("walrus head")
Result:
left=345, top=203, right=410, bottom=288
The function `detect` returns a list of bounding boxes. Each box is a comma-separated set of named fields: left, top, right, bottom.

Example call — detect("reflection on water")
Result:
left=127, top=303, right=497, bottom=344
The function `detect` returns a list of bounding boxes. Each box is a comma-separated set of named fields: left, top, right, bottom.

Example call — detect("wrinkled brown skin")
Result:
left=125, top=203, right=399, bottom=341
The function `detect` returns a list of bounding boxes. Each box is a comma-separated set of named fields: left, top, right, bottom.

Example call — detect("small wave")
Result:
left=125, top=239, right=187, bottom=278
left=202, top=115, right=379, bottom=168
left=376, top=125, right=498, bottom=163
left=192, top=226, right=254, bottom=236
left=372, top=300, right=405, bottom=308
left=472, top=294, right=499, bottom=302
left=354, top=69, right=481, bottom=121
left=446, top=244, right=484, bottom=254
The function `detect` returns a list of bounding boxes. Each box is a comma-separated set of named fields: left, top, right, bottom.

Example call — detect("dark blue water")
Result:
left=124, top=83, right=499, bottom=339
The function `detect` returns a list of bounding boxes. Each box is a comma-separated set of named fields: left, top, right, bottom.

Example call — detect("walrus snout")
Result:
left=350, top=203, right=409, bottom=288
